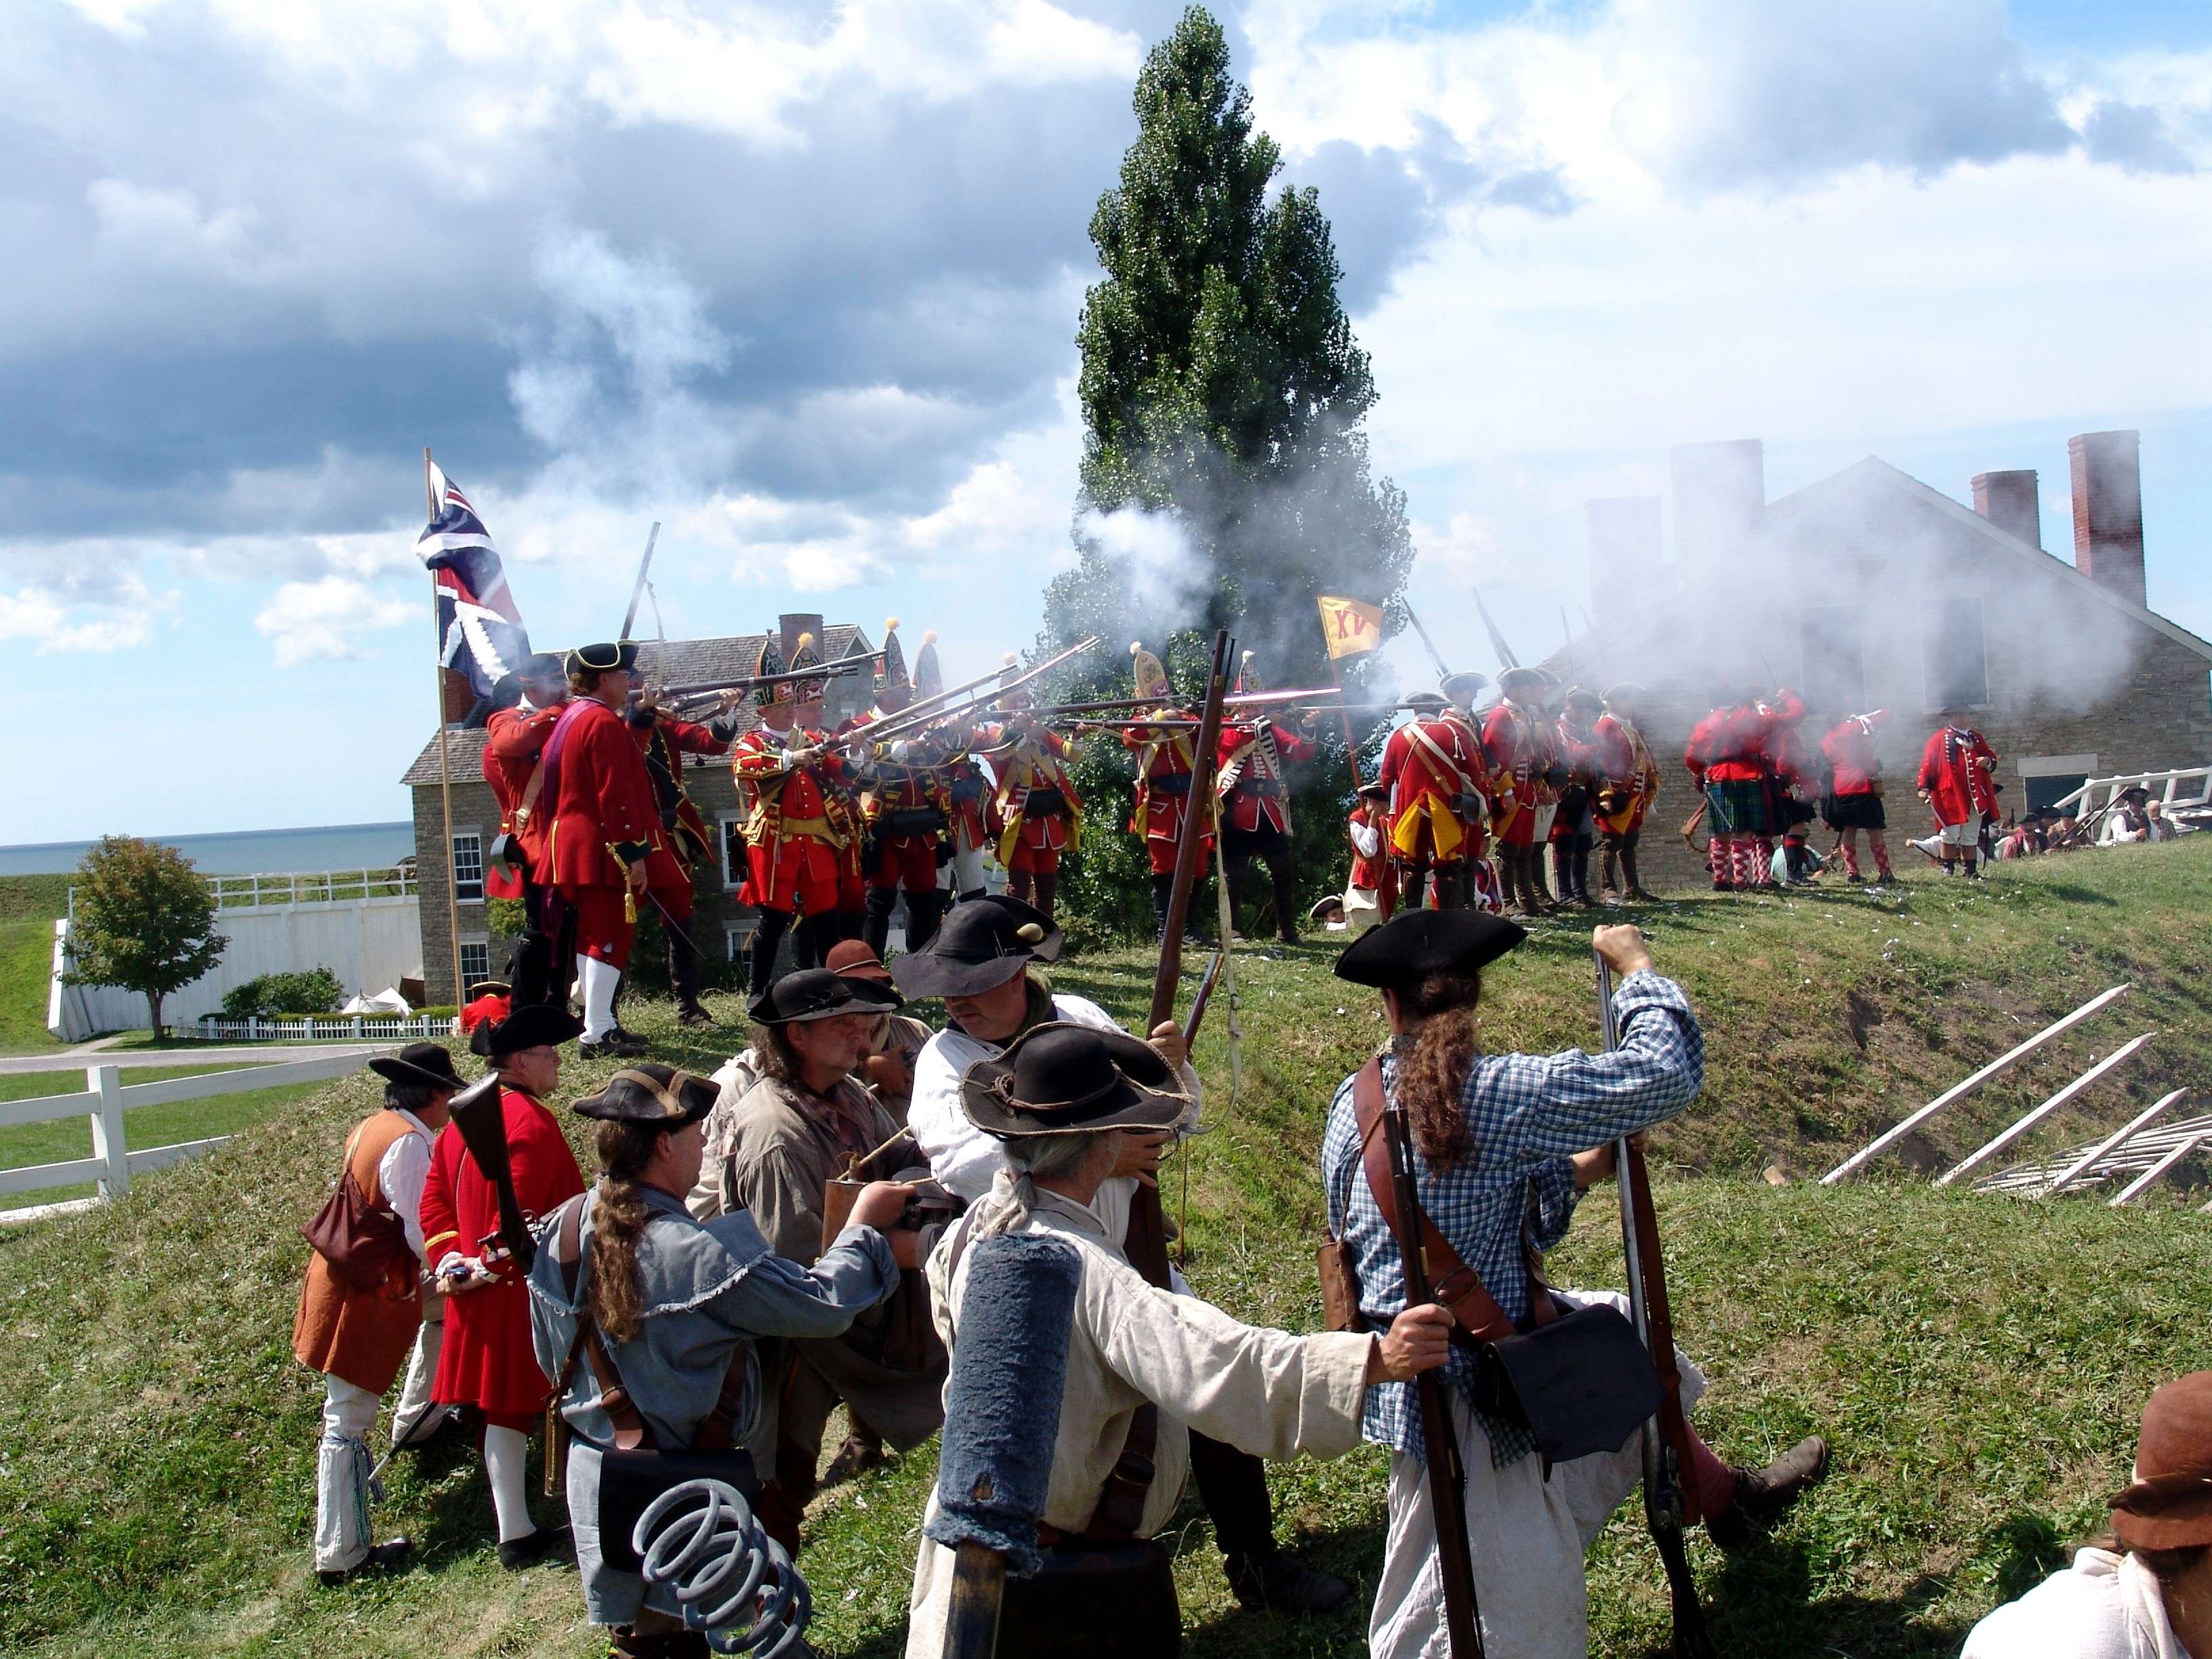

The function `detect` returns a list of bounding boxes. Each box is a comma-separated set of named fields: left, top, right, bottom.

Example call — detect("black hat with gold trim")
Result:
left=755, top=635, right=792, bottom=710
left=470, top=1000, right=586, bottom=1058
left=572, top=1062, right=716, bottom=1127
left=566, top=640, right=639, bottom=677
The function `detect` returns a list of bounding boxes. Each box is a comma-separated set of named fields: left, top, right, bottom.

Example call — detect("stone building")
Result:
left=1557, top=430, right=2212, bottom=890
left=403, top=615, right=876, bottom=1002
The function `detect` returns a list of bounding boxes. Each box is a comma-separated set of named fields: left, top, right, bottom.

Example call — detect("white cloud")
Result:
left=253, top=575, right=412, bottom=665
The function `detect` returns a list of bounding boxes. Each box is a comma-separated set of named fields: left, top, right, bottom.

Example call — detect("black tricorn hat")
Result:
left=1439, top=670, right=1489, bottom=703
left=572, top=1063, right=716, bottom=1128
left=470, top=1001, right=586, bottom=1058
left=369, top=1042, right=466, bottom=1092
left=960, top=1022, right=1189, bottom=1140
left=891, top=895, right=1063, bottom=1000
left=1334, top=909, right=1529, bottom=989
left=1404, top=691, right=1450, bottom=712
left=747, top=967, right=903, bottom=1025
left=1356, top=781, right=1389, bottom=800
left=520, top=652, right=567, bottom=682
left=566, top=640, right=640, bottom=676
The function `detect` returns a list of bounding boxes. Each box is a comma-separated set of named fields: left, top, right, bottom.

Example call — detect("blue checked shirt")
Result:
left=1322, top=970, right=1704, bottom=1467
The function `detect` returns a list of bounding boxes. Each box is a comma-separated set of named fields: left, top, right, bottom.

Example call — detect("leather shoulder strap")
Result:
left=1353, top=1058, right=1518, bottom=1343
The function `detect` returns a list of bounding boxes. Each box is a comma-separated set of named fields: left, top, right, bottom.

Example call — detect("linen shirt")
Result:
left=1322, top=969, right=1704, bottom=1466
left=376, top=1108, right=433, bottom=1261
left=1961, top=1548, right=2189, bottom=1659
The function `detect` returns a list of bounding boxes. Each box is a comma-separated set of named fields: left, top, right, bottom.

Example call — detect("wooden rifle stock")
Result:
left=1598, top=957, right=1715, bottom=1659
left=1181, top=951, right=1225, bottom=1050
left=1380, top=1095, right=1484, bottom=1659
left=447, top=1076, right=537, bottom=1273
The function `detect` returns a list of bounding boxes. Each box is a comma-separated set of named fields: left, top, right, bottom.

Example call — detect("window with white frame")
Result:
left=451, top=832, right=485, bottom=902
left=458, top=940, right=491, bottom=987
left=1921, top=598, right=1989, bottom=711
left=725, top=919, right=758, bottom=962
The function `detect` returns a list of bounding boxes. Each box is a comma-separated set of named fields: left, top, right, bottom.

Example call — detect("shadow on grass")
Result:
left=1687, top=1538, right=1971, bottom=1659
left=2036, top=882, right=2121, bottom=907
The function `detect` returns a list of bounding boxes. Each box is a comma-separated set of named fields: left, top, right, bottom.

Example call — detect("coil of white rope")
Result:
left=632, top=1479, right=811, bottom=1658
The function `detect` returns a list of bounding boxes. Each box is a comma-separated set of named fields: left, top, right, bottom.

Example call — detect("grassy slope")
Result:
left=2, top=842, right=2209, bottom=1657
left=0, top=875, right=70, bottom=1054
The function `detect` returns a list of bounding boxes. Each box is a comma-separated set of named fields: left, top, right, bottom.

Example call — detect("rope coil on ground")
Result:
left=632, top=1479, right=811, bottom=1658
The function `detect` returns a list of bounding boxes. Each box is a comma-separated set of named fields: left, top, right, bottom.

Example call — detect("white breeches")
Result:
left=314, top=1374, right=382, bottom=1572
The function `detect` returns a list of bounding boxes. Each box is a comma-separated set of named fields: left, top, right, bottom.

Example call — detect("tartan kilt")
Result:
left=1822, top=790, right=1887, bottom=831
left=1705, top=777, right=1771, bottom=837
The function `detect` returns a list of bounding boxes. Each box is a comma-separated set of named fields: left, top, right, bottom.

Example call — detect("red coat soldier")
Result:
left=1917, top=710, right=2000, bottom=877
left=732, top=637, right=860, bottom=998
left=980, top=655, right=1082, bottom=920
left=540, top=642, right=689, bottom=1056
left=849, top=619, right=956, bottom=955
left=1591, top=683, right=1661, bottom=901
left=481, top=652, right=572, bottom=1008
left=1345, top=781, right=1399, bottom=920
left=627, top=693, right=740, bottom=1027
left=1122, top=640, right=1211, bottom=940
left=912, top=632, right=994, bottom=903
left=1215, top=651, right=1317, bottom=943
left=1687, top=687, right=1799, bottom=891
left=789, top=630, right=870, bottom=941
left=1820, top=709, right=1894, bottom=883
left=1481, top=665, right=1563, bottom=918
left=1547, top=687, right=1603, bottom=908
left=419, top=1004, right=586, bottom=1569
left=1377, top=682, right=1494, bottom=912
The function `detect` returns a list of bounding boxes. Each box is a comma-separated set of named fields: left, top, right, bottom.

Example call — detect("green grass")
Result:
left=0, top=874, right=70, bottom=1055
left=0, top=1064, right=310, bottom=1212
left=1, top=842, right=2209, bottom=1656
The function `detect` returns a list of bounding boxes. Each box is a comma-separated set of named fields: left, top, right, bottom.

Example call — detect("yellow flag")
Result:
left=1317, top=595, right=1385, bottom=659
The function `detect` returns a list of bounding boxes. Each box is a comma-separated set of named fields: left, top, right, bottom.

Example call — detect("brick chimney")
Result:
left=1586, top=497, right=1664, bottom=630
left=1670, top=440, right=1764, bottom=592
left=1970, top=469, right=2041, bottom=549
left=778, top=612, right=825, bottom=661
left=2068, top=430, right=2146, bottom=608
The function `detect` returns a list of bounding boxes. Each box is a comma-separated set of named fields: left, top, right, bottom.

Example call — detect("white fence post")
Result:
left=87, top=1065, right=128, bottom=1198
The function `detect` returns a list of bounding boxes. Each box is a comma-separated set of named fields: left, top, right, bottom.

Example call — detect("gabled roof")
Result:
left=1761, top=457, right=2212, bottom=664
left=398, top=625, right=878, bottom=787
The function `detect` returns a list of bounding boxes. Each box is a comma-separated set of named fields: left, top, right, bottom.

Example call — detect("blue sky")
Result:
left=3, top=0, right=2208, bottom=842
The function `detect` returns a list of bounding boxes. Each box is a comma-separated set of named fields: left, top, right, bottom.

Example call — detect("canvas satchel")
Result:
left=300, top=1120, right=411, bottom=1293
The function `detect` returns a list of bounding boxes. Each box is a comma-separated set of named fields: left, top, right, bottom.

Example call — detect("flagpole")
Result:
left=426, top=446, right=467, bottom=1014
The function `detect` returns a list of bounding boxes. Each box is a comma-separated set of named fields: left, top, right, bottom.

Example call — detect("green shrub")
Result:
left=218, top=968, right=344, bottom=1020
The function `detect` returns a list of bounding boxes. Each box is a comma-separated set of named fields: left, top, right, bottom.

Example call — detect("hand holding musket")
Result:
left=446, top=1073, right=539, bottom=1274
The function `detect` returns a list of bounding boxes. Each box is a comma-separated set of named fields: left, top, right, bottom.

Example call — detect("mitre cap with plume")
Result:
left=997, top=650, right=1034, bottom=710
left=876, top=616, right=909, bottom=693
left=914, top=629, right=943, bottom=699
left=1233, top=648, right=1263, bottom=695
left=1130, top=640, right=1168, bottom=699
left=755, top=634, right=792, bottom=708
left=789, top=630, right=825, bottom=705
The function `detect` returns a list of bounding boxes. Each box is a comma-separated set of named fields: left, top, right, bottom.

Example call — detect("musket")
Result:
left=1471, top=588, right=1520, bottom=671
left=1181, top=950, right=1225, bottom=1050
left=445, top=1074, right=537, bottom=1274
left=1125, top=627, right=1233, bottom=1292
left=1379, top=1082, right=1485, bottom=1658
left=657, top=657, right=876, bottom=701
left=619, top=522, right=660, bottom=642
left=1598, top=956, right=1715, bottom=1659
left=1401, top=600, right=1454, bottom=680
left=846, top=636, right=1101, bottom=748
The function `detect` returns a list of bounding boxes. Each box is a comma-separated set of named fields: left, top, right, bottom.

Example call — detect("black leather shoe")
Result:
left=317, top=1537, right=413, bottom=1585
left=676, top=1004, right=715, bottom=1028
left=498, top=1524, right=571, bottom=1571
left=1706, top=1436, right=1830, bottom=1550
left=1225, top=1551, right=1351, bottom=1612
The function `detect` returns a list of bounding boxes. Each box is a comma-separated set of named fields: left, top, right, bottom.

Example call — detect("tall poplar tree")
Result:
left=1040, top=5, right=1411, bottom=938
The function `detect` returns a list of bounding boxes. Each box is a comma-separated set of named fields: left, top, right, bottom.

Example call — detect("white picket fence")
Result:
left=2047, top=767, right=2212, bottom=830
left=0, top=1054, right=373, bottom=1224
left=188, top=1013, right=459, bottom=1042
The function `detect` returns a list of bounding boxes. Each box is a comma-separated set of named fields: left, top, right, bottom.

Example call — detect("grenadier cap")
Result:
left=790, top=631, right=825, bottom=705
left=747, top=967, right=904, bottom=1026
left=469, top=1000, right=585, bottom=1059
left=959, top=1022, right=1189, bottom=1140
left=914, top=631, right=943, bottom=699
left=572, top=1062, right=716, bottom=1128
left=1234, top=650, right=1263, bottom=695
left=567, top=641, right=639, bottom=676
left=890, top=894, right=1063, bottom=1000
left=2109, top=1372, right=2212, bottom=1550
left=1334, top=908, right=1529, bottom=989
left=1130, top=640, right=1168, bottom=701
left=876, top=618, right=910, bottom=695
left=996, top=651, right=1032, bottom=711
left=369, top=1042, right=466, bottom=1092
left=755, top=636, right=792, bottom=709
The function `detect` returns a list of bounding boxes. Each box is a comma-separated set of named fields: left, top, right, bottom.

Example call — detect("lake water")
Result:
left=0, top=822, right=417, bottom=878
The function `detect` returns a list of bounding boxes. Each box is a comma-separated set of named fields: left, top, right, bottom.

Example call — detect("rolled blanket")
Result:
left=924, top=1230, right=1082, bottom=1577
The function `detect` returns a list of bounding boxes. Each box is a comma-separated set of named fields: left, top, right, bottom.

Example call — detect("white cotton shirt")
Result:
left=1961, top=1549, right=2189, bottom=1659
left=377, top=1109, right=434, bottom=1261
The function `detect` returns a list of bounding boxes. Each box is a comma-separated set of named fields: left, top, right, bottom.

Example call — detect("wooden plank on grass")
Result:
left=1936, top=1033, right=2157, bottom=1187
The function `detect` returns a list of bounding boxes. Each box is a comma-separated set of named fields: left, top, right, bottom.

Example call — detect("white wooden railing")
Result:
left=66, top=867, right=419, bottom=922
left=2047, top=768, right=2212, bottom=829
left=0, top=1054, right=373, bottom=1223
left=188, top=1013, right=458, bottom=1042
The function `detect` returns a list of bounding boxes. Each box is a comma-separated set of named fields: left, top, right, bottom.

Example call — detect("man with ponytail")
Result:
left=1323, top=911, right=1829, bottom=1658
left=528, top=1061, right=909, bottom=1658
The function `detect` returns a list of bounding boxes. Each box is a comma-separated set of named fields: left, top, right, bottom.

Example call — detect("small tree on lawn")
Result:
left=65, top=836, right=226, bottom=1039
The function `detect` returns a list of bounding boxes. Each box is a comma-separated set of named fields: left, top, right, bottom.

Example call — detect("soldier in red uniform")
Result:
left=626, top=689, right=742, bottom=1027
left=979, top=655, right=1082, bottom=919
left=1122, top=640, right=1210, bottom=941
left=1377, top=684, right=1492, bottom=912
left=849, top=620, right=956, bottom=954
left=540, top=642, right=691, bottom=1056
left=1592, top=682, right=1661, bottom=901
left=483, top=653, right=573, bottom=1008
left=1917, top=709, right=2001, bottom=877
left=1216, top=651, right=1317, bottom=943
left=420, top=1002, right=586, bottom=1569
left=732, top=638, right=860, bottom=998
left=1482, top=665, right=1564, bottom=918
left=1820, top=708, right=1895, bottom=882
left=1548, top=687, right=1603, bottom=908
left=1687, top=687, right=1775, bottom=891
left=1345, top=781, right=1399, bottom=920
left=915, top=634, right=994, bottom=903
left=789, top=632, right=870, bottom=943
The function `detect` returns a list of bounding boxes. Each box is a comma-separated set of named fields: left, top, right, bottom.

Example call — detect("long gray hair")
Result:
left=971, top=1128, right=1113, bottom=1238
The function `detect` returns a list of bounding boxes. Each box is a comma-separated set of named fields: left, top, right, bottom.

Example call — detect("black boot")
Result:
left=1706, top=1437, right=1831, bottom=1551
left=861, top=885, right=897, bottom=957
left=797, top=911, right=843, bottom=970
left=667, top=928, right=711, bottom=1027
left=1599, top=842, right=1620, bottom=897
left=509, top=930, right=554, bottom=1008
left=1622, top=836, right=1656, bottom=901
left=1006, top=869, right=1032, bottom=907
left=1571, top=841, right=1595, bottom=907
left=1221, top=856, right=1251, bottom=941
left=906, top=887, right=948, bottom=949
left=1032, top=869, right=1058, bottom=921
left=1271, top=860, right=1299, bottom=943
left=1151, top=872, right=1174, bottom=938
left=747, top=909, right=792, bottom=1001
left=1510, top=846, right=1544, bottom=919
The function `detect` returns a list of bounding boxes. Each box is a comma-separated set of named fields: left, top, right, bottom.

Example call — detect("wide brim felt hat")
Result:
left=1334, top=908, right=1529, bottom=988
left=470, top=1001, right=586, bottom=1058
left=1439, top=670, right=1489, bottom=701
left=891, top=895, right=1063, bottom=1000
left=566, top=640, right=640, bottom=676
left=1601, top=682, right=1645, bottom=707
left=822, top=939, right=896, bottom=985
left=747, top=967, right=903, bottom=1025
left=1403, top=691, right=1449, bottom=712
left=1497, top=665, right=1557, bottom=698
left=1562, top=685, right=1603, bottom=710
left=369, top=1041, right=466, bottom=1092
left=960, top=1021, right=1190, bottom=1140
left=2110, top=1372, right=2212, bottom=1550
left=572, top=1064, right=718, bottom=1128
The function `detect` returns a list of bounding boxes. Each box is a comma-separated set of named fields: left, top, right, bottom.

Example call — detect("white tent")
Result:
left=340, top=987, right=412, bottom=1015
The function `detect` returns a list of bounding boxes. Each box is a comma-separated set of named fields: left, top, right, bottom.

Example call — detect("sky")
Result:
left=3, top=0, right=2209, bottom=842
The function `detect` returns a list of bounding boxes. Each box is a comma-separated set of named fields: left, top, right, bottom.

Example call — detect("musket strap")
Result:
left=1353, top=1059, right=1555, bottom=1343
